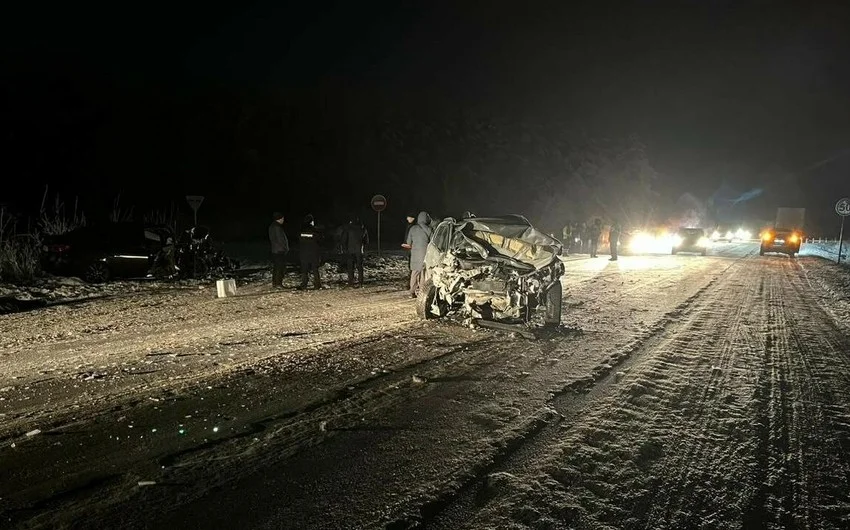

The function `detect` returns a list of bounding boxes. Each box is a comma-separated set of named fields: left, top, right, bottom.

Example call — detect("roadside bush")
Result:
left=1, top=188, right=89, bottom=283
left=38, top=186, right=87, bottom=236
left=0, top=208, right=41, bottom=283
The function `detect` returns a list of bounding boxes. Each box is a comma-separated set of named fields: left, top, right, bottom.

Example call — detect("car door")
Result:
left=109, top=225, right=154, bottom=278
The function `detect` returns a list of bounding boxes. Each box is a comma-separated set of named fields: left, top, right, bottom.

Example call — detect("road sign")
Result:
left=837, top=198, right=849, bottom=265
left=371, top=194, right=387, bottom=212
left=186, top=195, right=204, bottom=225
left=836, top=197, right=850, bottom=217
left=371, top=195, right=387, bottom=256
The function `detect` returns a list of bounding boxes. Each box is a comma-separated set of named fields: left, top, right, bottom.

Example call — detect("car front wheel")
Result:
left=543, top=281, right=562, bottom=326
left=416, top=279, right=447, bottom=320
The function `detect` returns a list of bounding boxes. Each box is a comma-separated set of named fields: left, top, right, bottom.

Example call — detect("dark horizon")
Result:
left=2, top=1, right=849, bottom=236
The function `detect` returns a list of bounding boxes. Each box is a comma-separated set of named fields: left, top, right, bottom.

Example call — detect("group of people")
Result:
left=269, top=209, right=625, bottom=295
left=269, top=212, right=369, bottom=290
left=561, top=218, right=622, bottom=261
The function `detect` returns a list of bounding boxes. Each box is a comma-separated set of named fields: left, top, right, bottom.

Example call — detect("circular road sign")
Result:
left=371, top=194, right=387, bottom=212
left=837, top=197, right=850, bottom=217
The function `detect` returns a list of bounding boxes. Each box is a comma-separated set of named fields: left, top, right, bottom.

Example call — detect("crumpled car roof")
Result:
left=427, top=215, right=563, bottom=271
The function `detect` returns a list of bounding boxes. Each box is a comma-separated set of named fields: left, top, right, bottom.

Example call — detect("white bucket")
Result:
left=216, top=279, right=237, bottom=298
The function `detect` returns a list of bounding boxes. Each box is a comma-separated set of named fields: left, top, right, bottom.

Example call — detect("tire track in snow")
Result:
left=400, top=266, right=731, bottom=529
left=744, top=259, right=850, bottom=527
left=642, top=262, right=765, bottom=527
left=456, top=255, right=850, bottom=529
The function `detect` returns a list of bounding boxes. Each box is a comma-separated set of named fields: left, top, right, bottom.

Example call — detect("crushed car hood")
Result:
left=426, top=215, right=563, bottom=272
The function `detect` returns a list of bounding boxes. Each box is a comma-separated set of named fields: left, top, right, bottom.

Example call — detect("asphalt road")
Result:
left=2, top=242, right=849, bottom=529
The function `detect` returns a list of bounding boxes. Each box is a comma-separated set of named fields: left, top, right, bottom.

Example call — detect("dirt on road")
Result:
left=2, top=245, right=849, bottom=529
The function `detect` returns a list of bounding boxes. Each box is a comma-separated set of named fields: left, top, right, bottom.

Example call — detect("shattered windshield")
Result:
left=425, top=216, right=561, bottom=271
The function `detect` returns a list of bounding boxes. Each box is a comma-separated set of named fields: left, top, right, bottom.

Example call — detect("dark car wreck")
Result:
left=417, top=215, right=565, bottom=333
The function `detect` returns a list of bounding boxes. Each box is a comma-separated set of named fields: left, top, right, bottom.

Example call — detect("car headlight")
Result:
left=725, top=231, right=734, bottom=240
left=711, top=231, right=720, bottom=240
left=762, top=232, right=772, bottom=241
left=789, top=234, right=799, bottom=243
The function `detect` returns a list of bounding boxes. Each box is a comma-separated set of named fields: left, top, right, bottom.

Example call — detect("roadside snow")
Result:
left=801, top=241, right=848, bottom=266
left=0, top=254, right=409, bottom=314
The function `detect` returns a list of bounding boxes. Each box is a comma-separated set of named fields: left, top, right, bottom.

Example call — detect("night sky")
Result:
left=2, top=1, right=849, bottom=237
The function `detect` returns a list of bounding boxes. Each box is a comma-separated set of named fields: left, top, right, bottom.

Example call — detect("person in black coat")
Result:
left=298, top=214, right=322, bottom=290
left=342, top=216, right=369, bottom=286
left=609, top=220, right=621, bottom=261
left=269, top=212, right=289, bottom=289
left=589, top=218, right=602, bottom=258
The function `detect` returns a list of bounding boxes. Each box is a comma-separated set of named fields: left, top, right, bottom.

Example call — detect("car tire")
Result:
left=85, top=261, right=110, bottom=283
left=416, top=279, right=446, bottom=320
left=543, top=281, right=562, bottom=326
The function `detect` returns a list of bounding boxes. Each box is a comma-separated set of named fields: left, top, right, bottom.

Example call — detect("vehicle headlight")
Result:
left=789, top=234, right=799, bottom=243
left=711, top=231, right=720, bottom=240
left=725, top=231, right=734, bottom=240
left=762, top=232, right=772, bottom=241
left=629, top=232, right=651, bottom=251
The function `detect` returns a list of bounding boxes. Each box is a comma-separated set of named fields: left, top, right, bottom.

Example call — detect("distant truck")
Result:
left=760, top=207, right=805, bottom=257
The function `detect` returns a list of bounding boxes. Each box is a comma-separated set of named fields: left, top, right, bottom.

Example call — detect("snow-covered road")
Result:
left=2, top=243, right=850, bottom=529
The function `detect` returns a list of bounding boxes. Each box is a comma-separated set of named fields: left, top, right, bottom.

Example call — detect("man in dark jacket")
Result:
left=406, top=211, right=433, bottom=298
left=561, top=222, right=572, bottom=256
left=609, top=221, right=621, bottom=261
left=269, top=212, right=289, bottom=289
left=298, top=214, right=322, bottom=290
left=342, top=216, right=369, bottom=286
left=589, top=218, right=602, bottom=258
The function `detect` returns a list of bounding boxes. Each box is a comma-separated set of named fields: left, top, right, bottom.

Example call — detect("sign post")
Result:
left=186, top=195, right=204, bottom=226
left=371, top=194, right=387, bottom=257
left=836, top=198, right=850, bottom=264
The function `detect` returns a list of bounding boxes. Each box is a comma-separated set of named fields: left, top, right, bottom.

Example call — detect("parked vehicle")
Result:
left=417, top=215, right=564, bottom=327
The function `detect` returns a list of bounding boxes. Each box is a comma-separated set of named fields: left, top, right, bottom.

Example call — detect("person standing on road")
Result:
left=406, top=211, right=433, bottom=298
left=269, top=212, right=290, bottom=289
left=609, top=220, right=621, bottom=261
left=578, top=221, right=588, bottom=253
left=401, top=214, right=416, bottom=288
left=342, top=215, right=369, bottom=287
left=562, top=222, right=572, bottom=256
left=298, top=214, right=322, bottom=290
left=589, top=218, right=602, bottom=258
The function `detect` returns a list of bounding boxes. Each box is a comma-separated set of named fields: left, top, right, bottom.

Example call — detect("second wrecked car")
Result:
left=417, top=215, right=565, bottom=328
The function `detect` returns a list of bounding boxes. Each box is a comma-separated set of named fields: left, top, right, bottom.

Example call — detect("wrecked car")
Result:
left=41, top=223, right=171, bottom=283
left=417, top=215, right=565, bottom=329
left=41, top=223, right=238, bottom=283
